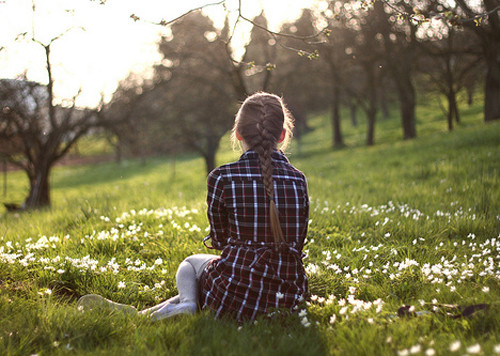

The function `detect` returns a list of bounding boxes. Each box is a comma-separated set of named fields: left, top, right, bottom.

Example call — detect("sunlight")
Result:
left=0, top=0, right=316, bottom=107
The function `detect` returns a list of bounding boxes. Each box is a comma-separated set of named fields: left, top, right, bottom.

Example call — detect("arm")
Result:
left=299, top=176, right=310, bottom=252
left=205, top=168, right=229, bottom=250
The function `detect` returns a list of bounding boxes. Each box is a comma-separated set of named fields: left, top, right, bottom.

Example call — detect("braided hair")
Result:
left=231, top=92, right=294, bottom=243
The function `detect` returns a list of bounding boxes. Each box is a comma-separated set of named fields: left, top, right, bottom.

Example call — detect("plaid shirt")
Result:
left=199, top=150, right=309, bottom=321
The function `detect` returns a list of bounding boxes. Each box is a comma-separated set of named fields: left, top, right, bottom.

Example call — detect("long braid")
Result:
left=232, top=92, right=294, bottom=244
left=255, top=104, right=285, bottom=243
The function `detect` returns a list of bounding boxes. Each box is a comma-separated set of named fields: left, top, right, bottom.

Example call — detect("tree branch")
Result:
left=132, top=0, right=226, bottom=27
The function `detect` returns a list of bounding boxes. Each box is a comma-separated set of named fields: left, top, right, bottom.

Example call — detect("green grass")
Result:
left=0, top=96, right=499, bottom=355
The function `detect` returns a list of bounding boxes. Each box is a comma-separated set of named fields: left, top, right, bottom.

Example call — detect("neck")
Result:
left=241, top=140, right=251, bottom=152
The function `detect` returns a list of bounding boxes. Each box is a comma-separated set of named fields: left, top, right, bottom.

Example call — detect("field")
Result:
left=0, top=98, right=499, bottom=355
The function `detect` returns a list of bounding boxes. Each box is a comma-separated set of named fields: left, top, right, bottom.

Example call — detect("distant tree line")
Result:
left=104, top=0, right=497, bottom=170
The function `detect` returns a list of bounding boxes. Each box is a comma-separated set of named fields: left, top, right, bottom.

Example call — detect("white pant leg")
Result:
left=140, top=295, right=179, bottom=315
left=148, top=254, right=218, bottom=320
left=183, top=254, right=219, bottom=280
left=177, top=254, right=218, bottom=303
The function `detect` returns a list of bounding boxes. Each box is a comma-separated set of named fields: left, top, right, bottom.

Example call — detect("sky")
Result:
left=0, top=0, right=318, bottom=108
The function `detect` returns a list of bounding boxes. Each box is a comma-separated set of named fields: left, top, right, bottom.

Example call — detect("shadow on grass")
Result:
left=180, top=313, right=328, bottom=356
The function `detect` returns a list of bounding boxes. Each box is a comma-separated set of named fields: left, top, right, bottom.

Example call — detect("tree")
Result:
left=373, top=0, right=500, bottom=122
left=373, top=0, right=418, bottom=140
left=98, top=75, right=173, bottom=164
left=0, top=76, right=96, bottom=209
left=273, top=9, right=329, bottom=145
left=152, top=12, right=238, bottom=174
left=418, top=26, right=482, bottom=130
left=243, top=11, right=277, bottom=93
left=319, top=7, right=358, bottom=148
left=452, top=0, right=500, bottom=121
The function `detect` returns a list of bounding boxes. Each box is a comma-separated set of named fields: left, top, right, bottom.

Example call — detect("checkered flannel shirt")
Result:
left=199, top=150, right=309, bottom=321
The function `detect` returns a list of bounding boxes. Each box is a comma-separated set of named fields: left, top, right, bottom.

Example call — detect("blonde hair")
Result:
left=231, top=92, right=295, bottom=243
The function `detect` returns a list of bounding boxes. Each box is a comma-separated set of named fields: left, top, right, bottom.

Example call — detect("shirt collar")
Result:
left=239, top=149, right=289, bottom=163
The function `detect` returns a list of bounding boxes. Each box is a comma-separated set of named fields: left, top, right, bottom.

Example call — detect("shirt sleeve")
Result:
left=206, top=168, right=228, bottom=250
left=299, top=175, right=310, bottom=252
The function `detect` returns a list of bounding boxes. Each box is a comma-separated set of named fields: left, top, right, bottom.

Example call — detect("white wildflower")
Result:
left=482, top=286, right=490, bottom=293
left=466, top=344, right=481, bottom=354
left=301, top=317, right=311, bottom=328
left=425, top=348, right=435, bottom=356
left=329, top=314, right=336, bottom=324
left=409, top=344, right=421, bottom=354
left=117, top=281, right=126, bottom=289
left=276, top=292, right=284, bottom=300
left=449, top=341, right=461, bottom=352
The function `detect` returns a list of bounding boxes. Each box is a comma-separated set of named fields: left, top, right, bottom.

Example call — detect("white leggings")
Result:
left=142, top=254, right=218, bottom=319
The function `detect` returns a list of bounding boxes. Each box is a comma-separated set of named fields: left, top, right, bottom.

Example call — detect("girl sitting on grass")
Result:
left=78, top=92, right=310, bottom=322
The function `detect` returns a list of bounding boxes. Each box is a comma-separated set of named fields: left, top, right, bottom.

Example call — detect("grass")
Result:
left=0, top=96, right=499, bottom=355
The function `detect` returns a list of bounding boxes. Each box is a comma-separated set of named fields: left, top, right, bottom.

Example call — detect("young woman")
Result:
left=78, top=92, right=309, bottom=322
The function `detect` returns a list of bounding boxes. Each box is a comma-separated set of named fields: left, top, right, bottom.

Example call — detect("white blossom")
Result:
left=449, top=341, right=461, bottom=352
left=466, top=344, right=481, bottom=354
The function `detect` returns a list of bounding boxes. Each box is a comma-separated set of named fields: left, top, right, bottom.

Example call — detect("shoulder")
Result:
left=274, top=154, right=308, bottom=182
left=209, top=154, right=261, bottom=183
left=207, top=160, right=243, bottom=185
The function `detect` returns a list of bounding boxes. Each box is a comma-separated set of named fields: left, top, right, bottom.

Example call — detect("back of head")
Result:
left=231, top=92, right=294, bottom=243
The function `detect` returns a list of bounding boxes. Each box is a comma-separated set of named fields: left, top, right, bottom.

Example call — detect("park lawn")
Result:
left=0, top=98, right=499, bottom=355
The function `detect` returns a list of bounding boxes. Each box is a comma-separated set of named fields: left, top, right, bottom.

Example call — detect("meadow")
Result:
left=0, top=96, right=499, bottom=355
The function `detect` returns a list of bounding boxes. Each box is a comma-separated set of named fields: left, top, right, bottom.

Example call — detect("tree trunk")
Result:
left=366, top=108, right=376, bottom=146
left=349, top=99, right=358, bottom=127
left=115, top=144, right=122, bottom=164
left=447, top=93, right=454, bottom=131
left=373, top=0, right=417, bottom=140
left=2, top=158, right=6, bottom=197
left=379, top=86, right=389, bottom=119
left=451, top=91, right=460, bottom=124
left=366, top=65, right=377, bottom=146
left=397, top=75, right=417, bottom=139
left=24, top=163, right=51, bottom=209
left=204, top=151, right=216, bottom=175
left=331, top=82, right=344, bottom=148
left=484, top=45, right=500, bottom=121
left=466, top=83, right=474, bottom=106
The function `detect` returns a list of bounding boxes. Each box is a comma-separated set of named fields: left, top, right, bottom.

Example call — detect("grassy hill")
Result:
left=0, top=98, right=499, bottom=355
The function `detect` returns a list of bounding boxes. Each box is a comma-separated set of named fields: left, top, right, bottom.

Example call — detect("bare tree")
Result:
left=418, top=27, right=483, bottom=130
left=0, top=30, right=98, bottom=209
